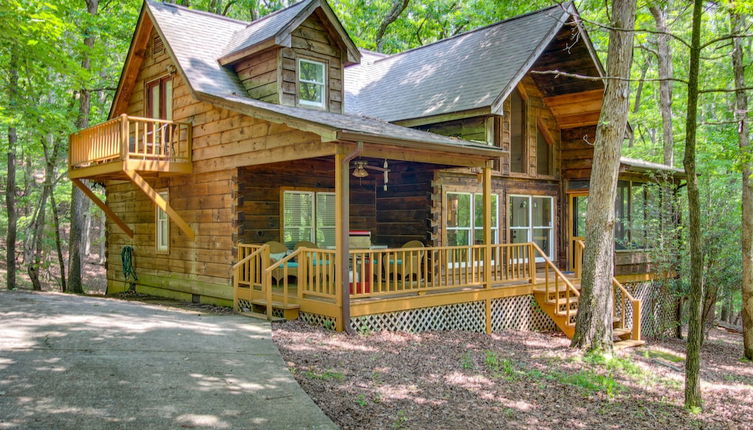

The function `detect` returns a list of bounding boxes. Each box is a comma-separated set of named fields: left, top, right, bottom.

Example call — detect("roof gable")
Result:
left=344, top=4, right=591, bottom=123
left=218, top=0, right=361, bottom=66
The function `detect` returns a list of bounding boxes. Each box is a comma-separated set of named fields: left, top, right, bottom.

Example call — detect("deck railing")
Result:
left=532, top=242, right=580, bottom=326
left=612, top=278, right=642, bottom=340
left=69, top=114, right=191, bottom=169
left=233, top=244, right=269, bottom=314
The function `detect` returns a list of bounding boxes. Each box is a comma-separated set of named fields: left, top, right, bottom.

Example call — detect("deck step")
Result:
left=250, top=299, right=300, bottom=310
left=237, top=311, right=286, bottom=322
left=613, top=339, right=646, bottom=350
left=613, top=328, right=632, bottom=339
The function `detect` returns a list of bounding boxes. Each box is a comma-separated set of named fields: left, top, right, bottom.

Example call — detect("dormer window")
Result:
left=297, top=58, right=326, bottom=108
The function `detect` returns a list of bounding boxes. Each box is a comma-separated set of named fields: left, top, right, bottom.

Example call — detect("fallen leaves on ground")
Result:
left=272, top=322, right=752, bottom=430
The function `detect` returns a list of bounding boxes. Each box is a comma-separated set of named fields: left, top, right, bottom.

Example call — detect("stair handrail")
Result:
left=232, top=245, right=269, bottom=314
left=574, top=239, right=585, bottom=279
left=263, top=247, right=305, bottom=311
left=612, top=277, right=641, bottom=341
left=530, top=242, right=580, bottom=325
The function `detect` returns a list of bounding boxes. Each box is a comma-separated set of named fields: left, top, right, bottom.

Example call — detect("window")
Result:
left=615, top=181, right=655, bottom=250
left=509, top=195, right=554, bottom=259
left=446, top=192, right=499, bottom=246
left=510, top=90, right=527, bottom=173
left=536, top=124, right=553, bottom=176
left=146, top=76, right=173, bottom=120
left=297, top=59, right=326, bottom=108
left=156, top=191, right=169, bottom=252
left=282, top=190, right=335, bottom=248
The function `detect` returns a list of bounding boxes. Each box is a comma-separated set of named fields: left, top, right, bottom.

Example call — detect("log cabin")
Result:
left=68, top=0, right=684, bottom=345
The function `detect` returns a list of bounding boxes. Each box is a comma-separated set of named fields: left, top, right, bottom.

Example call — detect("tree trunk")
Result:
left=731, top=10, right=753, bottom=361
left=28, top=135, right=59, bottom=291
left=5, top=49, right=18, bottom=291
left=649, top=4, right=674, bottom=167
left=683, top=0, right=704, bottom=411
left=571, top=0, right=636, bottom=353
left=375, top=0, right=409, bottom=52
left=68, top=0, right=99, bottom=294
left=51, top=192, right=67, bottom=292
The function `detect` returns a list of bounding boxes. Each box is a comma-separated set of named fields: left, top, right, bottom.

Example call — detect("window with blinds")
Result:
left=282, top=190, right=336, bottom=248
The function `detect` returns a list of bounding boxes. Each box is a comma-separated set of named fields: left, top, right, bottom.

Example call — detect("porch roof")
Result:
left=620, top=157, right=685, bottom=178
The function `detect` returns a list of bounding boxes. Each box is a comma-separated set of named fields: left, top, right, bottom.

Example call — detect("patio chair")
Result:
left=264, top=241, right=290, bottom=285
left=384, top=240, right=425, bottom=282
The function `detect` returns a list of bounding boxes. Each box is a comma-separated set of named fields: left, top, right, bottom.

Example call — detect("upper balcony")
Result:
left=69, top=114, right=192, bottom=180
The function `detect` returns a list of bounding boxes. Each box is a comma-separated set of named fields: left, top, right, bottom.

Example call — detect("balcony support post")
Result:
left=71, top=178, right=134, bottom=238
left=124, top=169, right=196, bottom=240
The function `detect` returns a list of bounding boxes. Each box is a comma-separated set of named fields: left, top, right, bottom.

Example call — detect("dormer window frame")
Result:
left=296, top=57, right=327, bottom=109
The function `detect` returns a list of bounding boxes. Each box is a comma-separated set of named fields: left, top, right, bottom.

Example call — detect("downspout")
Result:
left=340, top=142, right=362, bottom=334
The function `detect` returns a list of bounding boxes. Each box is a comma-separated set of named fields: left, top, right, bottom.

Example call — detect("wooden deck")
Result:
left=68, top=114, right=196, bottom=240
left=232, top=242, right=642, bottom=343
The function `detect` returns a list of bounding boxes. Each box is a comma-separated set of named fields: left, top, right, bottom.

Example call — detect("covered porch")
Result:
left=230, top=142, right=642, bottom=343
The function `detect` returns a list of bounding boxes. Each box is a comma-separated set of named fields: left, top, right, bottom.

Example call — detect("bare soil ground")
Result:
left=273, top=322, right=753, bottom=430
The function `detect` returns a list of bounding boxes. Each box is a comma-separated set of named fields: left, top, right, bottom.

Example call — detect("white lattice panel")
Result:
left=625, top=281, right=677, bottom=338
left=491, top=295, right=557, bottom=332
left=350, top=301, right=486, bottom=333
left=299, top=312, right=337, bottom=330
left=237, top=298, right=253, bottom=312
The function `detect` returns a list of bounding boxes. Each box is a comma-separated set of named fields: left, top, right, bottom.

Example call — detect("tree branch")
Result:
left=529, top=69, right=689, bottom=85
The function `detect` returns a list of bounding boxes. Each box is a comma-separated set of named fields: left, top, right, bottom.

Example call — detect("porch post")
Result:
left=483, top=162, right=493, bottom=334
left=336, top=146, right=355, bottom=333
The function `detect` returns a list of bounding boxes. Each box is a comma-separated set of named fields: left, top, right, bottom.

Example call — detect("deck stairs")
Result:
left=533, top=278, right=645, bottom=349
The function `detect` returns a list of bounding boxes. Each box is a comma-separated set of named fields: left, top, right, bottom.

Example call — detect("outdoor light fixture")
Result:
left=352, top=161, right=368, bottom=178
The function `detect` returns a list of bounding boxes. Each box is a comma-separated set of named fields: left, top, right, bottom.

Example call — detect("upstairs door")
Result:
left=568, top=193, right=588, bottom=271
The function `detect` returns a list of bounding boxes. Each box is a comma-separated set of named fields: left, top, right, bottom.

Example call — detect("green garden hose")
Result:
left=121, top=246, right=138, bottom=291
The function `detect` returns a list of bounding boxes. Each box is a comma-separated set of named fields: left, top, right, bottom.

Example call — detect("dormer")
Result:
left=218, top=0, right=361, bottom=114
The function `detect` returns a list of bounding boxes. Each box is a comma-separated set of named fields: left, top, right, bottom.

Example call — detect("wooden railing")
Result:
left=531, top=242, right=580, bottom=325
left=612, top=278, right=642, bottom=340
left=347, top=243, right=532, bottom=299
left=574, top=239, right=585, bottom=279
left=574, top=239, right=642, bottom=340
left=232, top=244, right=269, bottom=315
left=69, top=114, right=191, bottom=169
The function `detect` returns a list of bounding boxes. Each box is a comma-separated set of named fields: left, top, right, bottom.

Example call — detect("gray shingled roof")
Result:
left=145, top=1, right=502, bottom=158
left=344, top=5, right=570, bottom=122
left=222, top=0, right=310, bottom=59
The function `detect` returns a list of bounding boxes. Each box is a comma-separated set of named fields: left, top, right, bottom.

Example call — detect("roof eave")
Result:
left=489, top=5, right=574, bottom=115
left=336, top=130, right=505, bottom=160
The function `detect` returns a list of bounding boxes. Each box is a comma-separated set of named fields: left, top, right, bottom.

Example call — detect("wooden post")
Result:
left=263, top=245, right=272, bottom=320
left=335, top=150, right=350, bottom=332
left=631, top=299, right=642, bottom=340
left=120, top=114, right=129, bottom=161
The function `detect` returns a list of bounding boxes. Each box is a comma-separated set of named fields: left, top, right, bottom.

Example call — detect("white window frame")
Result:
left=282, top=190, right=336, bottom=248
left=445, top=192, right=499, bottom=246
left=297, top=58, right=326, bottom=108
left=156, top=191, right=169, bottom=252
left=509, top=194, right=554, bottom=261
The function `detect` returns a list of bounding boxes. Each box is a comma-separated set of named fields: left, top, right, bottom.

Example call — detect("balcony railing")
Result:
left=69, top=114, right=191, bottom=170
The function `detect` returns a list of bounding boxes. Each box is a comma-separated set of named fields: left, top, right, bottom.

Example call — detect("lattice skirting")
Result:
left=236, top=298, right=284, bottom=318
left=623, top=281, right=677, bottom=338
left=350, top=301, right=486, bottom=333
left=299, top=311, right=337, bottom=330
left=491, top=295, right=557, bottom=332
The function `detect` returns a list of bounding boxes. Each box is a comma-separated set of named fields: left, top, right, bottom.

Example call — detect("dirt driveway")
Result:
left=0, top=290, right=335, bottom=429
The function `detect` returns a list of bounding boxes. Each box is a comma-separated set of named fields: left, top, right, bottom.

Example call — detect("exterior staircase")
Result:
left=533, top=277, right=644, bottom=348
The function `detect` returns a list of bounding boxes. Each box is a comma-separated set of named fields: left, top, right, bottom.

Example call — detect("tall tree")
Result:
left=571, top=0, right=637, bottom=352
left=375, top=0, right=409, bottom=52
left=731, top=9, right=753, bottom=361
left=5, top=48, right=18, bottom=291
left=683, top=0, right=704, bottom=411
left=68, top=0, right=99, bottom=294
left=650, top=4, right=675, bottom=167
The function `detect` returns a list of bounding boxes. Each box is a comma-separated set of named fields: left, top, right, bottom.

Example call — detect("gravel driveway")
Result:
left=0, top=290, right=335, bottom=429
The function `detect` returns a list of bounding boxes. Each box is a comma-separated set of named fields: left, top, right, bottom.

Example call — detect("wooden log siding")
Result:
left=374, top=164, right=436, bottom=248
left=236, top=159, right=377, bottom=245
left=280, top=13, right=344, bottom=113
left=106, top=28, right=332, bottom=302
